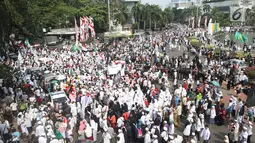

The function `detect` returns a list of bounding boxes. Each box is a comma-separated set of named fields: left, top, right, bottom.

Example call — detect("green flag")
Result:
left=234, top=32, right=247, bottom=43
left=24, top=38, right=31, bottom=47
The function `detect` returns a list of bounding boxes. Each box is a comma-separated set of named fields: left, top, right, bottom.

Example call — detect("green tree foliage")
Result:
left=110, top=0, right=130, bottom=26
left=211, top=7, right=230, bottom=26
left=245, top=6, right=255, bottom=26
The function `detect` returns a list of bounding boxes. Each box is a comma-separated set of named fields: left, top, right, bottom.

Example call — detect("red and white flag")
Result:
left=80, top=17, right=85, bottom=41
left=74, top=17, right=79, bottom=46
left=84, top=16, right=89, bottom=40
left=89, top=17, right=95, bottom=38
left=204, top=16, right=208, bottom=27
left=198, top=16, right=201, bottom=28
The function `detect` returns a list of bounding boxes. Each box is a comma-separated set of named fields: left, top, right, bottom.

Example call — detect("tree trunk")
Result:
left=154, top=22, right=156, bottom=30
left=149, top=16, right=152, bottom=30
left=138, top=19, right=140, bottom=31
left=143, top=21, right=146, bottom=30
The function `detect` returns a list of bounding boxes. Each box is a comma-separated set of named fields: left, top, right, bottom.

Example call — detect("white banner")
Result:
left=230, top=6, right=245, bottom=22
left=107, top=64, right=122, bottom=75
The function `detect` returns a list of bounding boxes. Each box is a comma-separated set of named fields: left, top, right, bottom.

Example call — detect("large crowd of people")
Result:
left=0, top=24, right=254, bottom=143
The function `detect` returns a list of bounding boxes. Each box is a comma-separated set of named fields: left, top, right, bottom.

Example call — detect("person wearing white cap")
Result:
left=35, top=121, right=46, bottom=137
left=239, top=126, right=248, bottom=143
left=102, top=127, right=111, bottom=143
left=144, top=128, right=151, bottom=143
left=161, top=127, right=168, bottom=143
left=210, top=106, right=216, bottom=124
left=117, top=129, right=125, bottom=143
left=200, top=124, right=210, bottom=143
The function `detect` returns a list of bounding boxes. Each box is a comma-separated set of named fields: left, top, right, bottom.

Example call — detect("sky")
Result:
left=141, top=0, right=170, bottom=9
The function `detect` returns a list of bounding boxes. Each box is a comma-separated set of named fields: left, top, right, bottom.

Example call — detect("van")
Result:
left=40, top=73, right=56, bottom=92
left=49, top=91, right=69, bottom=104
left=48, top=91, right=69, bottom=110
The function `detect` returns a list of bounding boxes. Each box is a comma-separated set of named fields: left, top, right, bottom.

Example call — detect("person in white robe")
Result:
left=117, top=129, right=125, bottom=143
left=35, top=121, right=46, bottom=137
left=90, top=118, right=98, bottom=142
left=144, top=128, right=151, bottom=143
left=102, top=129, right=111, bottom=143
left=161, top=127, right=168, bottom=143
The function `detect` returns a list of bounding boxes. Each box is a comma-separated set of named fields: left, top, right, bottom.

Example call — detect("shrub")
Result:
left=190, top=39, right=202, bottom=48
left=206, top=45, right=215, bottom=49
left=244, top=66, right=255, bottom=79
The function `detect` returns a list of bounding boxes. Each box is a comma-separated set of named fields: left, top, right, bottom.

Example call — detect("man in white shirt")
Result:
left=10, top=102, right=18, bottom=116
left=102, top=129, right=111, bottom=143
left=240, top=127, right=248, bottom=143
left=201, top=125, right=210, bottom=143
left=177, top=103, right=182, bottom=127
left=35, top=121, right=46, bottom=137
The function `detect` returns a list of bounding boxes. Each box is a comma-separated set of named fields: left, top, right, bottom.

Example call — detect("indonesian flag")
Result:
left=89, top=17, right=95, bottom=38
left=74, top=17, right=79, bottom=46
left=98, top=51, right=104, bottom=60
left=33, top=44, right=40, bottom=47
left=198, top=16, right=201, bottom=28
left=80, top=17, right=85, bottom=41
left=84, top=16, right=89, bottom=40
left=204, top=16, right=208, bottom=27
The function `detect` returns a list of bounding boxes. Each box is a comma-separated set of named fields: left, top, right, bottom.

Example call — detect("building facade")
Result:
left=170, top=0, right=201, bottom=9
left=124, top=0, right=140, bottom=24
left=203, top=0, right=254, bottom=13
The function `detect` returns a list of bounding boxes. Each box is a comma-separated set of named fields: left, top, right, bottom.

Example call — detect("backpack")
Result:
left=137, top=128, right=143, bottom=138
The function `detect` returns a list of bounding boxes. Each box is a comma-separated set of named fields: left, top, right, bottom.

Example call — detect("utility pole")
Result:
left=108, top=0, right=111, bottom=32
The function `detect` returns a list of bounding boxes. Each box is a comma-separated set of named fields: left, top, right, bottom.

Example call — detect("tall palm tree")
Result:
left=162, top=7, right=174, bottom=27
left=131, top=2, right=141, bottom=30
left=140, top=4, right=147, bottom=30
left=150, top=5, right=162, bottom=29
left=203, top=4, right=211, bottom=13
left=111, top=0, right=130, bottom=26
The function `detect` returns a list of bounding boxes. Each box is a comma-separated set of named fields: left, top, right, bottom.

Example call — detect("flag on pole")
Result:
left=198, top=16, right=201, bottom=28
left=204, top=16, right=208, bottom=27
left=234, top=32, right=248, bottom=43
left=89, top=17, right=95, bottom=38
left=84, top=16, right=89, bottom=40
left=24, top=38, right=31, bottom=47
left=74, top=17, right=79, bottom=46
left=80, top=17, right=85, bottom=41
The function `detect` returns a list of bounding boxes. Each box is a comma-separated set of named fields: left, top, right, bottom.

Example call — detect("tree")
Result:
left=110, top=0, right=130, bottom=26
left=132, top=2, right=142, bottom=30
left=246, top=6, right=255, bottom=26
left=203, top=4, right=211, bottom=14
left=150, top=5, right=162, bottom=30
left=163, top=7, right=174, bottom=27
